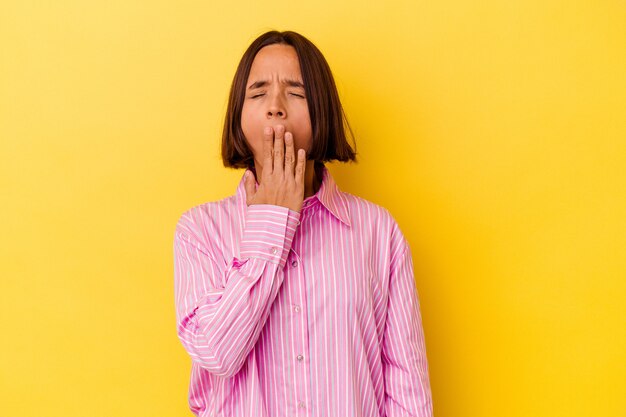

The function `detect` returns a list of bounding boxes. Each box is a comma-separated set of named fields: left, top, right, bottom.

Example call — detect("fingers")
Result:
left=273, top=125, right=285, bottom=174
left=243, top=170, right=256, bottom=205
left=262, top=126, right=273, bottom=179
left=284, top=132, right=295, bottom=177
left=295, top=147, right=306, bottom=189
left=262, top=124, right=303, bottom=187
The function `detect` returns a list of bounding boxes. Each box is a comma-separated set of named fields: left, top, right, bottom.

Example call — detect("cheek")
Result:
left=241, top=106, right=260, bottom=134
left=296, top=111, right=313, bottom=143
left=293, top=127, right=313, bottom=152
left=240, top=111, right=262, bottom=155
left=240, top=106, right=254, bottom=132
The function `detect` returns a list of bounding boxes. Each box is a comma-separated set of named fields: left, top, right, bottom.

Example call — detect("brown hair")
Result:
left=221, top=30, right=357, bottom=170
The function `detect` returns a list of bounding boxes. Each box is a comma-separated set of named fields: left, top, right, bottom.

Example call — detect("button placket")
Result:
left=289, top=253, right=310, bottom=415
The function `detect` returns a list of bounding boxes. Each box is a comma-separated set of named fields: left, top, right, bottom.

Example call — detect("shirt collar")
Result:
left=235, top=163, right=351, bottom=227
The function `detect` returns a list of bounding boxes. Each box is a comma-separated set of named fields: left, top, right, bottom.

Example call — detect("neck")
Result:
left=253, top=160, right=322, bottom=199
left=304, top=160, right=322, bottom=198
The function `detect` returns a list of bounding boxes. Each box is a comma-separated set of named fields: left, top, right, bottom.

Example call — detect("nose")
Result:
left=266, top=93, right=286, bottom=119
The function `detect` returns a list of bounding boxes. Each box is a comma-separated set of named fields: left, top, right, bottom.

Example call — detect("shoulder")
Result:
left=340, top=191, right=410, bottom=272
left=173, top=195, right=238, bottom=245
left=340, top=191, right=406, bottom=246
left=340, top=191, right=399, bottom=227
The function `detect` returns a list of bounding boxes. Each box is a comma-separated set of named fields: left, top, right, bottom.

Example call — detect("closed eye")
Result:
left=250, top=93, right=305, bottom=99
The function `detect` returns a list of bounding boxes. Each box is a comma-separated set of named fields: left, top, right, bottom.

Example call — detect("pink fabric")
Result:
left=173, top=164, right=433, bottom=417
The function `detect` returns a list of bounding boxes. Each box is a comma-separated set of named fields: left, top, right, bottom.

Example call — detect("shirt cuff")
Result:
left=239, top=204, right=301, bottom=268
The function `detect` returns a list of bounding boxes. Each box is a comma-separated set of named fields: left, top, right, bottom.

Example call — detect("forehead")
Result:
left=248, top=44, right=302, bottom=79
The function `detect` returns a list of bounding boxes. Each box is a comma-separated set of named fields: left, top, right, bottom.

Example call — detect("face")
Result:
left=241, top=44, right=312, bottom=169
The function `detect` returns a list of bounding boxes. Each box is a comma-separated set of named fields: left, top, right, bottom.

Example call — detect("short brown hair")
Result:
left=221, top=30, right=358, bottom=170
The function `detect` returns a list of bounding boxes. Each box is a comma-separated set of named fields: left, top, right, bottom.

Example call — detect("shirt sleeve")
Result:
left=173, top=204, right=300, bottom=378
left=382, top=241, right=434, bottom=417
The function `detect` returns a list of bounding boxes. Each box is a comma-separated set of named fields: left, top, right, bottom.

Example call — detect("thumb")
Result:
left=244, top=170, right=256, bottom=205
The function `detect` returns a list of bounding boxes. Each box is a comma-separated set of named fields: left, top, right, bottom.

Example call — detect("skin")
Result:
left=241, top=43, right=322, bottom=212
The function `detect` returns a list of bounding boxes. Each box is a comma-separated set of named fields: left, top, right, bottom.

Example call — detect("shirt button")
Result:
left=296, top=354, right=304, bottom=362
left=298, top=401, right=306, bottom=409
left=291, top=259, right=298, bottom=267
left=269, top=247, right=278, bottom=255
left=293, top=305, right=300, bottom=313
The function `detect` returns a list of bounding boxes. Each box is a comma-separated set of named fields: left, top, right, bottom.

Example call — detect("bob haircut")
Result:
left=221, top=30, right=357, bottom=171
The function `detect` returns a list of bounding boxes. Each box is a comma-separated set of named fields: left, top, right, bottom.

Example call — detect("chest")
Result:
left=280, top=213, right=390, bottom=327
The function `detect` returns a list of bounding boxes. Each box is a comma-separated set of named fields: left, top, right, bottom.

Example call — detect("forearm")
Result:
left=174, top=203, right=300, bottom=378
left=177, top=255, right=285, bottom=377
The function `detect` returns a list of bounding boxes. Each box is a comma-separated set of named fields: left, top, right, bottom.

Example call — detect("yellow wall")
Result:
left=1, top=1, right=624, bottom=416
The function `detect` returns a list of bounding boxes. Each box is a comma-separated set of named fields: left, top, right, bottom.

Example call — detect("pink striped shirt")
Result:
left=173, top=164, right=433, bottom=417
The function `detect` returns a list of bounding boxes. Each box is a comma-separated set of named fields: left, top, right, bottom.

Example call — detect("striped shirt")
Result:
left=173, top=164, right=433, bottom=417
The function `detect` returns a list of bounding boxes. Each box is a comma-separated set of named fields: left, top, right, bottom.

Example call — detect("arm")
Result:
left=382, top=242, right=434, bottom=417
left=174, top=204, right=300, bottom=378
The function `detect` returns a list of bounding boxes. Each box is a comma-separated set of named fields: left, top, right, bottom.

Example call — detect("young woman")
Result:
left=174, top=30, right=433, bottom=417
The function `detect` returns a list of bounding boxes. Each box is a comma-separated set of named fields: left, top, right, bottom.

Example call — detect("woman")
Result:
left=174, top=30, right=433, bottom=417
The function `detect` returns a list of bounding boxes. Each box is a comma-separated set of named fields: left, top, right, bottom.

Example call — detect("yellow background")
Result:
left=1, top=1, right=624, bottom=416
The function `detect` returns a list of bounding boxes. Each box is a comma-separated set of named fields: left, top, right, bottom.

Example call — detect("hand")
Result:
left=244, top=124, right=307, bottom=212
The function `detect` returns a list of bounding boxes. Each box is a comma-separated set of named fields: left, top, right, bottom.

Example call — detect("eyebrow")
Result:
left=247, top=79, right=305, bottom=90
